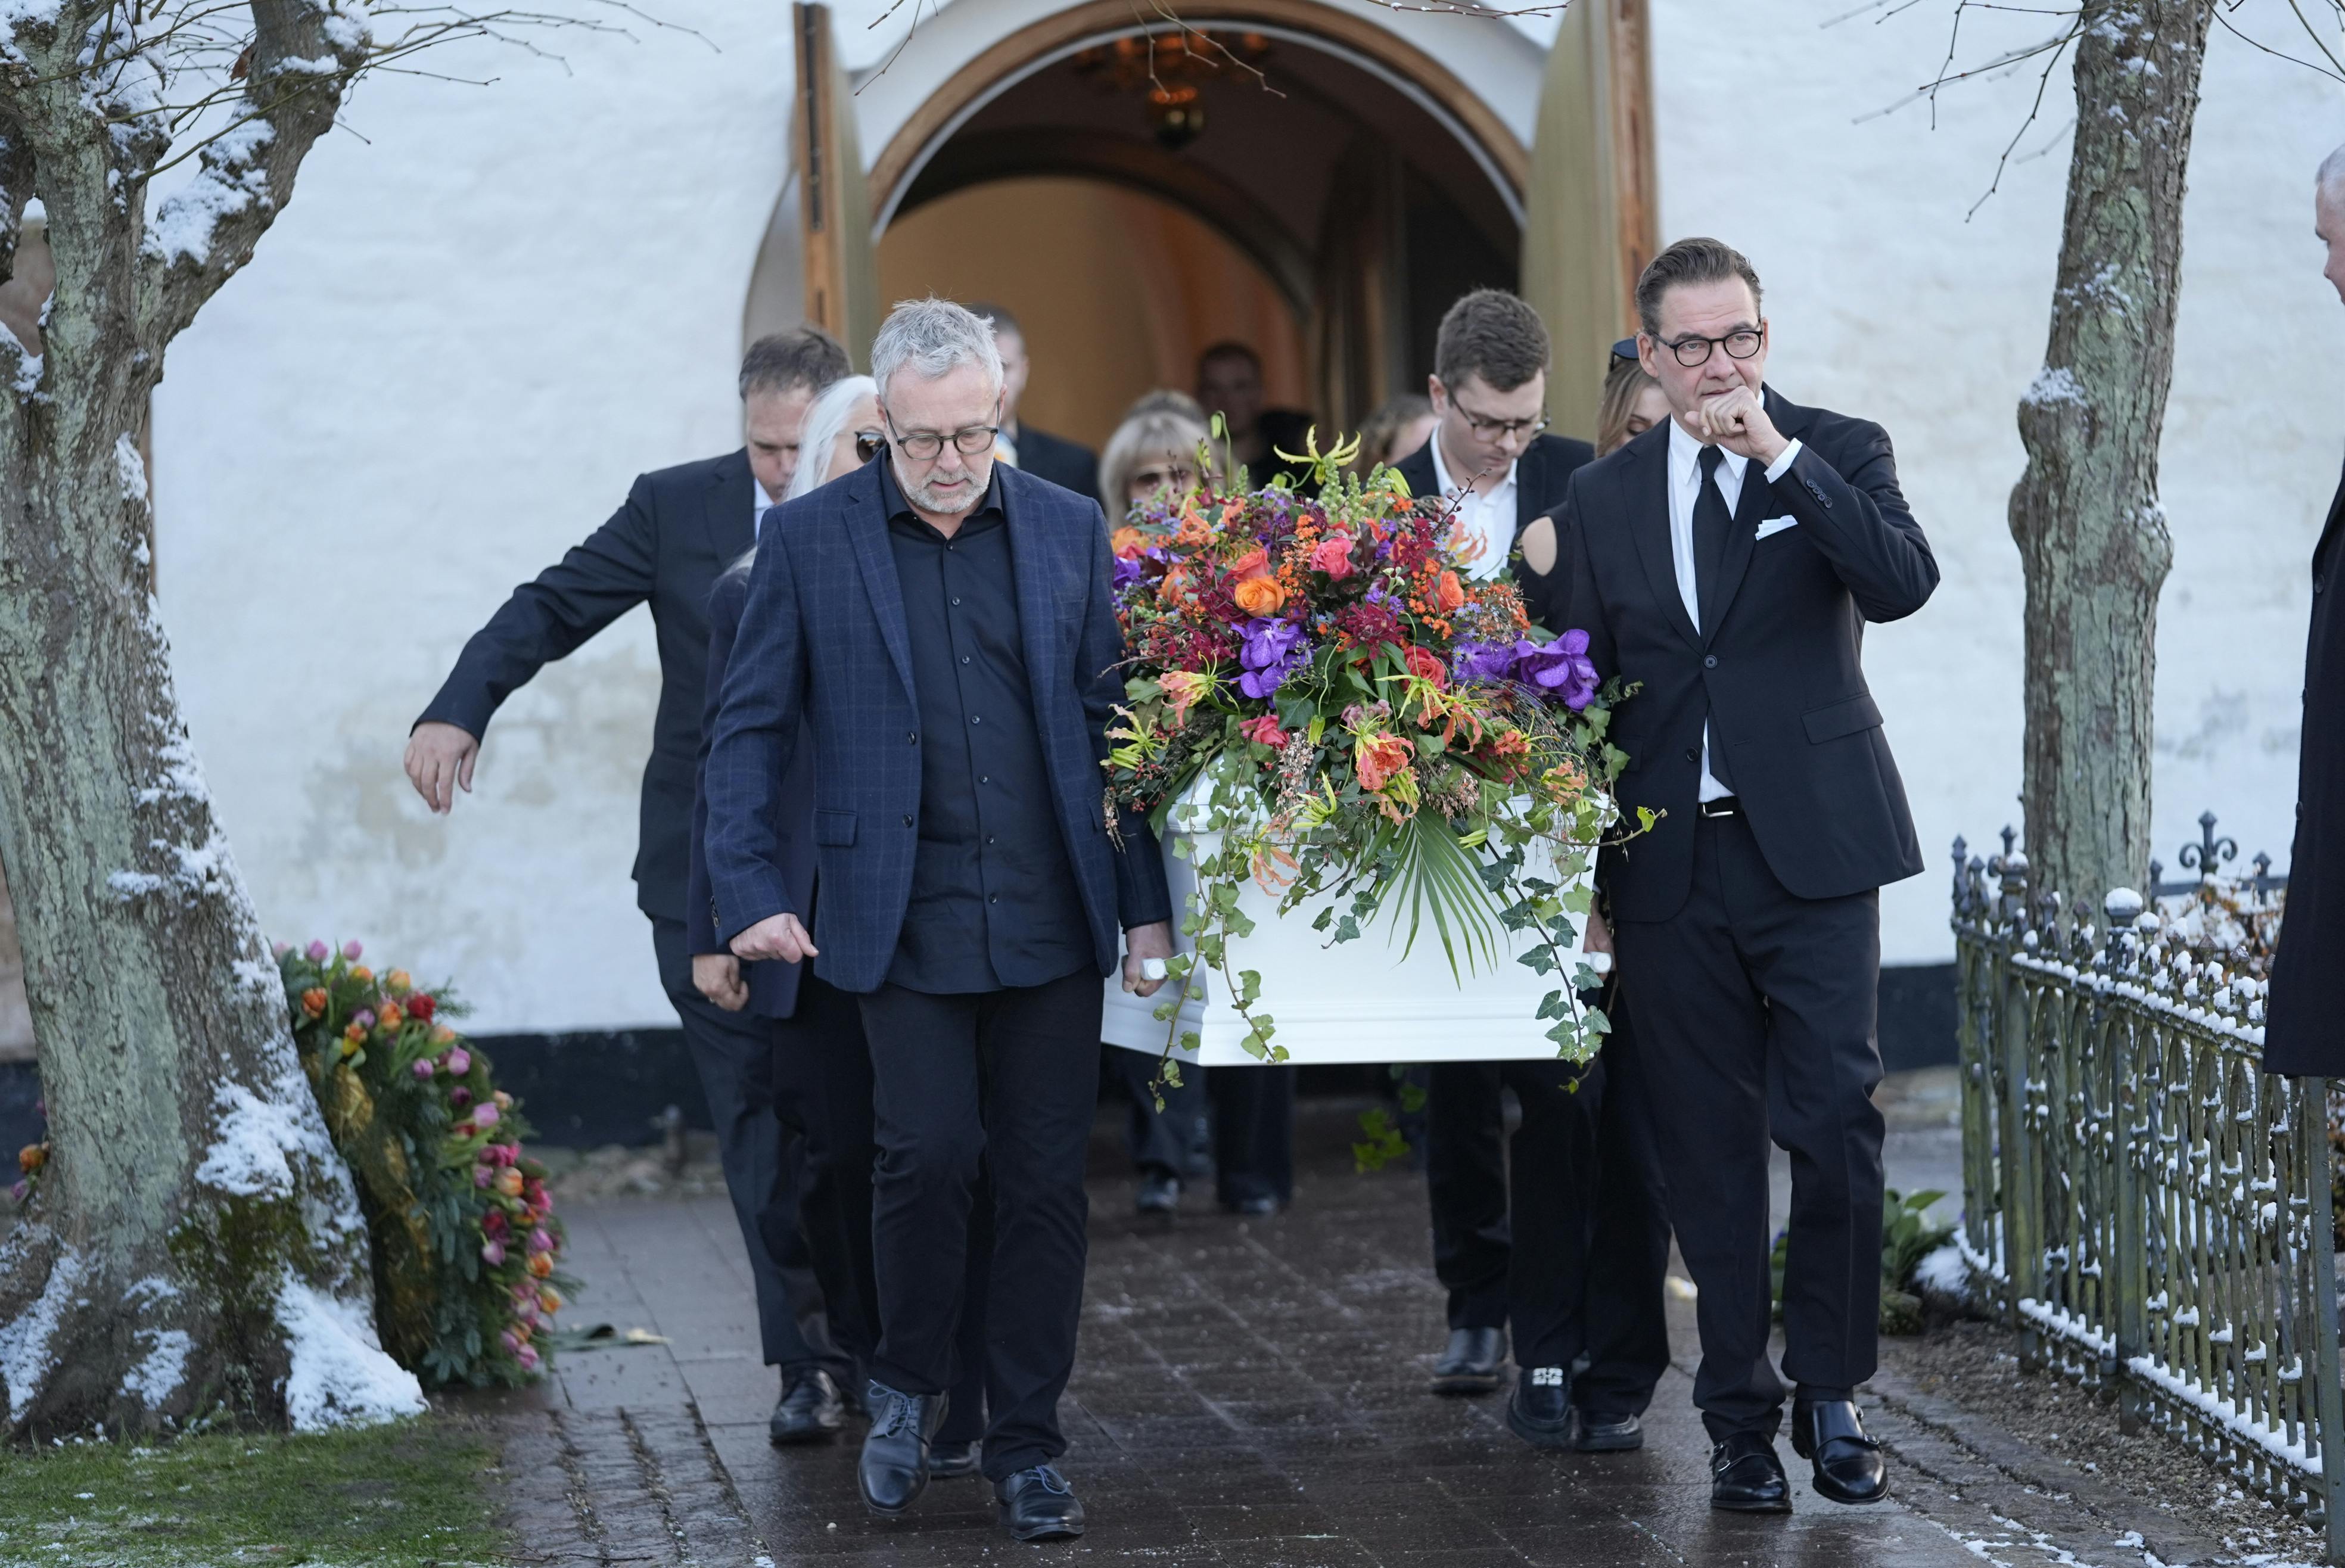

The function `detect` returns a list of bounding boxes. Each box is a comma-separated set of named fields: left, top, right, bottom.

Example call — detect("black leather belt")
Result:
left=1697, top=795, right=1743, bottom=819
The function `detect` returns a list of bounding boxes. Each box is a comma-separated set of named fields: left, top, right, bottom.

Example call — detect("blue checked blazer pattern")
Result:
left=703, top=456, right=1173, bottom=995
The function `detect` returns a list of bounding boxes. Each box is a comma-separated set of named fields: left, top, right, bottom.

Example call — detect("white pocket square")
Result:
left=1755, top=516, right=1799, bottom=541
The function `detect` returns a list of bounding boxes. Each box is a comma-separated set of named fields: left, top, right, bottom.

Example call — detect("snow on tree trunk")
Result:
left=2008, top=0, right=2213, bottom=914
left=0, top=0, right=424, bottom=1436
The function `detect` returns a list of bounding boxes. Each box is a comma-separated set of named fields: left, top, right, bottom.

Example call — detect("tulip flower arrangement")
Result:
left=1106, top=433, right=1649, bottom=1066
left=276, top=939, right=571, bottom=1386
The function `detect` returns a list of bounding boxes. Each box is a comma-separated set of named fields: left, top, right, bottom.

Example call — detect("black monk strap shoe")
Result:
left=1709, top=1431, right=1793, bottom=1513
left=995, top=1464, right=1087, bottom=1542
left=857, top=1382, right=947, bottom=1517
left=1136, top=1171, right=1181, bottom=1215
left=1791, top=1398, right=1890, bottom=1504
left=928, top=1439, right=981, bottom=1480
left=1506, top=1365, right=1576, bottom=1448
left=1429, top=1327, right=1506, bottom=1395
left=1573, top=1410, right=1644, bottom=1452
left=769, top=1368, right=845, bottom=1445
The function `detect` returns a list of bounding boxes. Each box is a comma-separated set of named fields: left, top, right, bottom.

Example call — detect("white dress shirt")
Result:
left=1665, top=418, right=1805, bottom=802
left=1427, top=431, right=1519, bottom=583
left=754, top=477, right=777, bottom=537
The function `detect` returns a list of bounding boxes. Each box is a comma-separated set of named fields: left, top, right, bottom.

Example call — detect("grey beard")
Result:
left=897, top=455, right=992, bottom=515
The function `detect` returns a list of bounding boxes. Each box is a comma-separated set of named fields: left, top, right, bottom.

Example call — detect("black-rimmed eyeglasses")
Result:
left=1659, top=328, right=1764, bottom=368
left=883, top=405, right=1002, bottom=462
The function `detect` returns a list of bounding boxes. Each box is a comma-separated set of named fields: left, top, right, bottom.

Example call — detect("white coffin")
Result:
left=1102, top=815, right=1604, bottom=1068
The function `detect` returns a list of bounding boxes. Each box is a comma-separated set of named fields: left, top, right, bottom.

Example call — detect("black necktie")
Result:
left=1693, top=445, right=1734, bottom=791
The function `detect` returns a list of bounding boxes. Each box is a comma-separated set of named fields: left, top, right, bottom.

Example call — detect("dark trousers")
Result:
left=1615, top=812, right=1886, bottom=1441
left=1421, top=1002, right=1671, bottom=1411
left=1209, top=1063, right=1295, bottom=1208
left=763, top=971, right=880, bottom=1377
left=1109, top=1048, right=1208, bottom=1180
left=652, top=919, right=841, bottom=1375
left=859, top=969, right=1102, bottom=1480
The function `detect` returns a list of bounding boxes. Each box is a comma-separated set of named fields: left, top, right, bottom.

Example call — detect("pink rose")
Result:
left=1239, top=714, right=1289, bottom=749
left=1308, top=535, right=1357, bottom=580
left=481, top=1239, right=507, bottom=1266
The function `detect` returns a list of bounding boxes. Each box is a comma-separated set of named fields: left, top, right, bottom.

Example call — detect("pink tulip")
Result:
left=341, top=940, right=363, bottom=960
left=499, top=1329, right=521, bottom=1354
left=412, top=1059, right=434, bottom=1079
left=272, top=941, right=291, bottom=957
left=517, top=1344, right=540, bottom=1371
left=445, top=1047, right=471, bottom=1077
left=352, top=1010, right=375, bottom=1030
left=528, top=1228, right=553, bottom=1254
left=481, top=1239, right=506, bottom=1266
left=305, top=940, right=329, bottom=962
left=473, top=1103, right=500, bottom=1129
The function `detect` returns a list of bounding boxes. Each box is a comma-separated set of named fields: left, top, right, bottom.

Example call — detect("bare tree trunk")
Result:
left=0, top=2, right=421, bottom=1436
left=2009, top=0, right=2213, bottom=913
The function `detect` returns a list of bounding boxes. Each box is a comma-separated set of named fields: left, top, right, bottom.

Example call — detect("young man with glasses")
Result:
left=706, top=298, right=1175, bottom=1543
left=1551, top=235, right=1937, bottom=1513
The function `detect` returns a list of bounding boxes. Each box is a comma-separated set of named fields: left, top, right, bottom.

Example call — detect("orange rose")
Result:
left=1110, top=526, right=1147, bottom=559
left=1435, top=571, right=1466, bottom=612
left=1232, top=575, right=1286, bottom=616
left=1355, top=732, right=1413, bottom=794
left=1229, top=547, right=1269, bottom=578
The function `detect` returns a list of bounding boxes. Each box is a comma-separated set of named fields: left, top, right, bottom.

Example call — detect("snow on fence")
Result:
left=1951, top=819, right=2345, bottom=1561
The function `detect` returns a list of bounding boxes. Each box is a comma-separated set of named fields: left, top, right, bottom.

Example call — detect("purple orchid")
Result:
left=1513, top=630, right=1600, bottom=711
left=1449, top=640, right=1517, bottom=685
left=1112, top=555, right=1144, bottom=592
left=1237, top=617, right=1311, bottom=700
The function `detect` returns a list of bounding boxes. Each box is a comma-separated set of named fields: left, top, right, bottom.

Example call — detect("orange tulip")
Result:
left=300, top=988, right=328, bottom=1018
left=349, top=966, right=373, bottom=985
left=527, top=1252, right=553, bottom=1278
left=377, top=1002, right=403, bottom=1031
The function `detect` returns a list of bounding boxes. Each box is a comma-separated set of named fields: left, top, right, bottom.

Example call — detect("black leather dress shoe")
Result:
left=1222, top=1194, right=1279, bottom=1217
left=995, top=1464, right=1086, bottom=1541
left=1506, top=1366, right=1575, bottom=1448
left=857, top=1382, right=947, bottom=1516
left=1429, top=1327, right=1506, bottom=1395
left=1136, top=1171, right=1180, bottom=1215
left=928, top=1439, right=980, bottom=1479
left=769, top=1368, right=844, bottom=1445
left=1709, top=1431, right=1793, bottom=1513
left=1573, top=1410, right=1644, bottom=1452
left=1792, top=1398, right=1889, bottom=1504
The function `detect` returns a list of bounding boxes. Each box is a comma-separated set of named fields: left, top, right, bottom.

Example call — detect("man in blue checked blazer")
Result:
left=705, top=298, right=1172, bottom=1544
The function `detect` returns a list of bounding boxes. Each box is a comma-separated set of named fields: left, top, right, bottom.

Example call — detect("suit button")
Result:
left=906, top=730, right=918, bottom=745
left=1703, top=655, right=1718, bottom=669
left=2317, top=574, right=2327, bottom=594
left=1684, top=747, right=1699, bottom=764
left=902, top=813, right=914, bottom=828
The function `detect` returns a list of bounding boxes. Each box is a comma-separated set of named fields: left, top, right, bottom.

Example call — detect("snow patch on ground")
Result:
left=147, top=119, right=276, bottom=267
left=275, top=1273, right=425, bottom=1430
left=121, top=1329, right=191, bottom=1408
left=1916, top=1240, right=1971, bottom=1297
left=0, top=1245, right=85, bottom=1422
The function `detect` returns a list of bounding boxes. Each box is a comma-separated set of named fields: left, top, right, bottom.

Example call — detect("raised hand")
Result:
left=1697, top=386, right=1789, bottom=469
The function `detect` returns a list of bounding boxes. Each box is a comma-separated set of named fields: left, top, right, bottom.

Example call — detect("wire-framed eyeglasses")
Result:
left=884, top=404, right=1003, bottom=462
left=1659, top=327, right=1764, bottom=368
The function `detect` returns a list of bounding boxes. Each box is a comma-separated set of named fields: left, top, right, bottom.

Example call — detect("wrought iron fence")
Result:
left=1952, top=819, right=2345, bottom=1559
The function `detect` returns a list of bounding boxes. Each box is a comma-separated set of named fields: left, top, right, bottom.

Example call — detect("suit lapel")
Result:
left=2316, top=456, right=2345, bottom=577
left=707, top=449, right=757, bottom=558
left=843, top=469, right=918, bottom=705
left=1513, top=440, right=1545, bottom=538
left=1626, top=433, right=1699, bottom=650
left=1002, top=472, right=1065, bottom=693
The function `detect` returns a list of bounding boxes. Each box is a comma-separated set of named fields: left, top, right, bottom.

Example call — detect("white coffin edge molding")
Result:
left=1103, top=803, right=1604, bottom=1068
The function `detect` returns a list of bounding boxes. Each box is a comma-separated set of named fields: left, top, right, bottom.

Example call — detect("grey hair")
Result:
left=870, top=297, right=1003, bottom=402
left=1100, top=407, right=1212, bottom=521
left=2321, top=142, right=2345, bottom=203
left=783, top=374, right=878, bottom=502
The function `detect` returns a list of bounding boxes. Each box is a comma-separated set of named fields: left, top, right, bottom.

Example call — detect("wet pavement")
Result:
left=497, top=1087, right=2052, bottom=1567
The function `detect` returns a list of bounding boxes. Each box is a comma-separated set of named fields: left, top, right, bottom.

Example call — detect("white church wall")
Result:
left=149, top=0, right=2338, bottom=1034
left=1648, top=1, right=2341, bottom=964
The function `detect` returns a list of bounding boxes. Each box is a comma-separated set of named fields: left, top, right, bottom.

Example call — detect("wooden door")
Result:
left=792, top=2, right=879, bottom=366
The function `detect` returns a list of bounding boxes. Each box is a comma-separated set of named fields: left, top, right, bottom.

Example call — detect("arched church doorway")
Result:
left=748, top=0, right=1656, bottom=450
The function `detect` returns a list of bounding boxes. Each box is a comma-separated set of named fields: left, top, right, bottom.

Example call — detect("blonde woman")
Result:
left=1099, top=402, right=1212, bottom=523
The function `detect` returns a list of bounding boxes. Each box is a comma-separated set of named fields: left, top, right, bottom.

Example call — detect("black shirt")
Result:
left=880, top=460, right=1096, bottom=994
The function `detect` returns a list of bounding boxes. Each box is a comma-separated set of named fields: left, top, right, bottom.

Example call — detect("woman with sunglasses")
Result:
left=783, top=374, right=884, bottom=502
left=1097, top=401, right=1211, bottom=521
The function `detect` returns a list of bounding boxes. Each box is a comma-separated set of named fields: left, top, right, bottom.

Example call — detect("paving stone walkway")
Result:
left=488, top=1090, right=2188, bottom=1567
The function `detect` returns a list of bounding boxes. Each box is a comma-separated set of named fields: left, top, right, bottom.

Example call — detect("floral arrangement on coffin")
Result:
left=276, top=940, right=571, bottom=1386
left=1105, top=433, right=1649, bottom=1067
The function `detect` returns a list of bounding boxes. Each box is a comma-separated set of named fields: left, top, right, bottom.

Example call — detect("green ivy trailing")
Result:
left=275, top=940, right=573, bottom=1386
